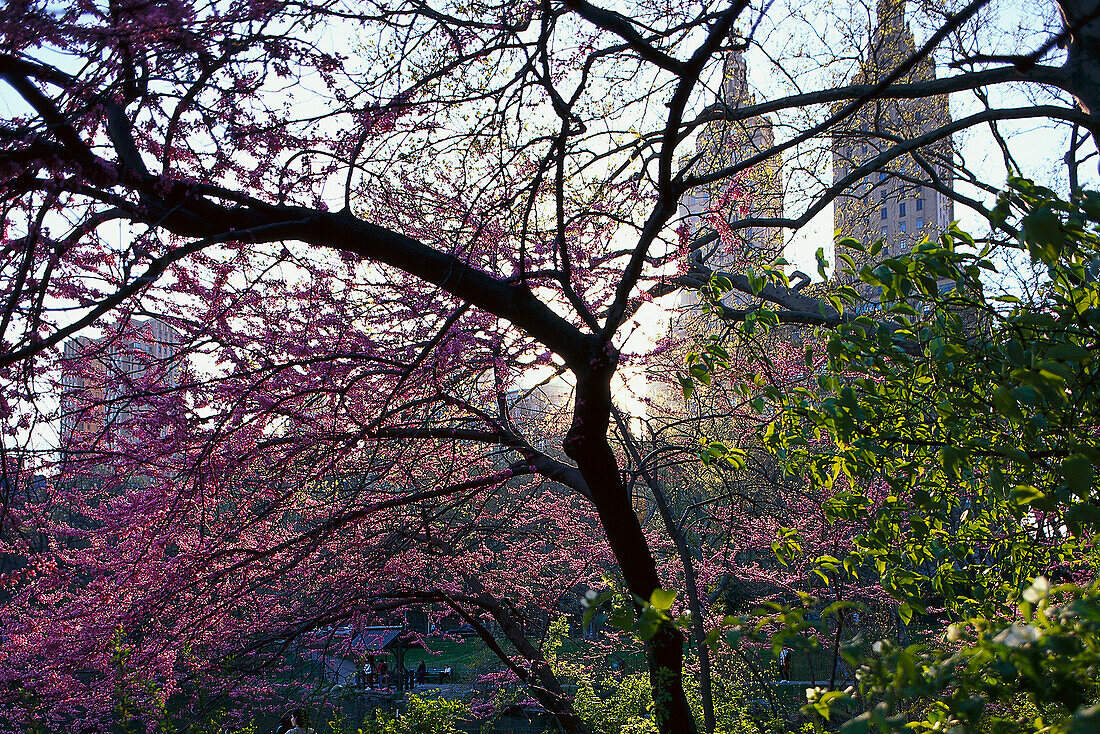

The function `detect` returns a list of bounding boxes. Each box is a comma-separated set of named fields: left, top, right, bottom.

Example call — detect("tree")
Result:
left=1, top=0, right=1099, bottom=732
left=698, top=179, right=1100, bottom=732
left=620, top=310, right=899, bottom=730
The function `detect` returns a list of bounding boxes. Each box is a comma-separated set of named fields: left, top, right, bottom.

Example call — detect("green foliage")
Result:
left=185, top=711, right=258, bottom=734
left=683, top=335, right=734, bottom=400
left=110, top=624, right=170, bottom=733
left=841, top=579, right=1100, bottom=734
left=572, top=667, right=811, bottom=734
left=763, top=180, right=1100, bottom=621
left=694, top=180, right=1100, bottom=733
left=354, top=695, right=468, bottom=734
left=682, top=661, right=817, bottom=734
left=582, top=577, right=692, bottom=642
left=573, top=673, right=660, bottom=734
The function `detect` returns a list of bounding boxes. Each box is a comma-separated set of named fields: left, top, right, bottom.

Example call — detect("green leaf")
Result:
left=1048, top=342, right=1091, bottom=362
left=678, top=374, right=694, bottom=401
left=609, top=605, right=635, bottom=631
left=939, top=445, right=962, bottom=479
left=840, top=712, right=871, bottom=734
left=1022, top=205, right=1063, bottom=263
left=1062, top=455, right=1095, bottom=497
left=649, top=588, right=676, bottom=612
left=635, top=612, right=661, bottom=641
left=992, top=387, right=1022, bottom=422
left=816, top=247, right=830, bottom=280
left=1011, top=484, right=1045, bottom=507
left=582, top=591, right=612, bottom=626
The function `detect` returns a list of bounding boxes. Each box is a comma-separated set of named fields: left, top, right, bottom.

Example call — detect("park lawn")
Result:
left=401, top=636, right=519, bottom=681
left=400, top=633, right=647, bottom=682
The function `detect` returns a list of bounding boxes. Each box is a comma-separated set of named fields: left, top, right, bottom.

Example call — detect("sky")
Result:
left=768, top=0, right=1096, bottom=272
left=3, top=0, right=1095, bottom=448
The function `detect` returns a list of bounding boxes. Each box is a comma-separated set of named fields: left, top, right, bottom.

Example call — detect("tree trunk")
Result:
left=1058, top=0, right=1100, bottom=143
left=613, top=410, right=717, bottom=733
left=646, top=480, right=717, bottom=733
left=565, top=338, right=699, bottom=734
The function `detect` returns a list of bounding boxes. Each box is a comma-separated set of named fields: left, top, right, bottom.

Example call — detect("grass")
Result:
left=401, top=637, right=506, bottom=676
left=399, top=632, right=647, bottom=682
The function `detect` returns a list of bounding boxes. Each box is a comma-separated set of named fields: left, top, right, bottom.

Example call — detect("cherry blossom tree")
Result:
left=1, top=0, right=1099, bottom=732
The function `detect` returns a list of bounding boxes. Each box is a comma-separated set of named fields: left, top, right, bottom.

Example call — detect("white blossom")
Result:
left=1022, top=576, right=1050, bottom=605
left=993, top=623, right=1041, bottom=648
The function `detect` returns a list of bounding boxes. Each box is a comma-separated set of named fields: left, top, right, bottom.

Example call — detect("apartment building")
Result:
left=832, top=0, right=954, bottom=272
left=59, top=317, right=184, bottom=457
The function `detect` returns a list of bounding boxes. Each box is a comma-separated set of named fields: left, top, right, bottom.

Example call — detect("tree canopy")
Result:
left=686, top=179, right=1100, bottom=733
left=1, top=0, right=1099, bottom=732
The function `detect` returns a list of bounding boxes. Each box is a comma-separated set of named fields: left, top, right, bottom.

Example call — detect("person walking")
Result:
left=355, top=658, right=366, bottom=689
left=280, top=709, right=314, bottom=734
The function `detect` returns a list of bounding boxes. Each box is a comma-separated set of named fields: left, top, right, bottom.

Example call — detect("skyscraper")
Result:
left=654, top=47, right=787, bottom=420
left=832, top=0, right=954, bottom=273
left=679, top=47, right=785, bottom=268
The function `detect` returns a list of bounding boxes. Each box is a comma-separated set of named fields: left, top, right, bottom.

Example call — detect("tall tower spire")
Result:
left=721, top=49, right=749, bottom=107
left=876, top=0, right=906, bottom=36
left=874, top=0, right=911, bottom=50
left=832, top=0, right=953, bottom=282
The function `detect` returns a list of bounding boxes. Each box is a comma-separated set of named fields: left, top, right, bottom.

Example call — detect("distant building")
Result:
left=59, top=318, right=184, bottom=460
left=680, top=46, right=785, bottom=268
left=832, top=0, right=954, bottom=273
left=507, top=379, right=574, bottom=454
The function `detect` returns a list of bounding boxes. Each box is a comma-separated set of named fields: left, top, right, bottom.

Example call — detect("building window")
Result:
left=881, top=207, right=888, bottom=219
left=899, top=202, right=906, bottom=217
left=900, top=222, right=907, bottom=233
left=916, top=197, right=923, bottom=211
left=917, top=217, right=923, bottom=229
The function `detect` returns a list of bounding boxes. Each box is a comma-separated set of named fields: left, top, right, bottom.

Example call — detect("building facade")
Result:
left=60, top=318, right=184, bottom=457
left=679, top=47, right=785, bottom=268
left=832, top=0, right=954, bottom=272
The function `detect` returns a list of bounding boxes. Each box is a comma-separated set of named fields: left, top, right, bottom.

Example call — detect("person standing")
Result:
left=779, top=648, right=791, bottom=682
left=285, top=709, right=314, bottom=734
left=416, top=660, right=426, bottom=685
left=277, top=709, right=313, bottom=734
left=355, top=658, right=366, bottom=689
left=378, top=658, right=389, bottom=689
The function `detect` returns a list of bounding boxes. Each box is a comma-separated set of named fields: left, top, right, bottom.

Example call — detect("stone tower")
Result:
left=679, top=46, right=785, bottom=268
left=832, top=0, right=954, bottom=276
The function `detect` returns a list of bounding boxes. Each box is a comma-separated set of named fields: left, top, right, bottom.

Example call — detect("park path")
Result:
left=308, top=652, right=467, bottom=696
left=303, top=652, right=356, bottom=685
